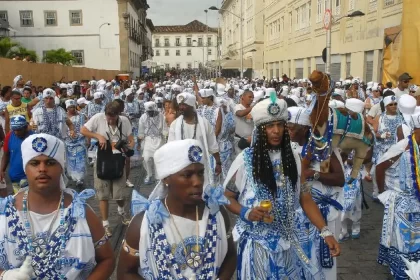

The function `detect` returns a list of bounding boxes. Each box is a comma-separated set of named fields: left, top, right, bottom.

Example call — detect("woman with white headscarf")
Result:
left=0, top=134, right=114, bottom=279
left=375, top=109, right=420, bottom=279
left=117, top=139, right=236, bottom=279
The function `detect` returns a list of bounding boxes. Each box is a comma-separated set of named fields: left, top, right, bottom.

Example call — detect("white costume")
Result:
left=131, top=139, right=229, bottom=279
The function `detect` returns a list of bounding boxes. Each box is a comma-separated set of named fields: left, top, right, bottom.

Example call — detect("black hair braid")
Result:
left=252, top=124, right=278, bottom=196
left=281, top=127, right=298, bottom=191
left=252, top=124, right=299, bottom=195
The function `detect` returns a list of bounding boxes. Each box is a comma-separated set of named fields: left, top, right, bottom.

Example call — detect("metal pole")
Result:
left=240, top=0, right=243, bottom=79
left=326, top=0, right=332, bottom=73
left=218, top=12, right=221, bottom=77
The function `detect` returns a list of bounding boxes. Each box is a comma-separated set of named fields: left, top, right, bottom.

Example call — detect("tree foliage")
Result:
left=0, top=37, right=19, bottom=58
left=42, top=48, right=74, bottom=65
left=7, top=46, right=38, bottom=62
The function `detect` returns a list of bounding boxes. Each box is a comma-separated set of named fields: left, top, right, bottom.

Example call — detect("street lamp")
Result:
left=209, top=4, right=244, bottom=79
left=99, top=23, right=111, bottom=49
left=325, top=8, right=365, bottom=73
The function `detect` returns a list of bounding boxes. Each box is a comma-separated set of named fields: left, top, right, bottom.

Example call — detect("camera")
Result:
left=114, top=139, right=134, bottom=157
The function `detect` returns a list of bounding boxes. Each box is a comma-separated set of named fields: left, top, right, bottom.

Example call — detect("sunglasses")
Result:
left=402, top=80, right=410, bottom=83
left=387, top=103, right=397, bottom=107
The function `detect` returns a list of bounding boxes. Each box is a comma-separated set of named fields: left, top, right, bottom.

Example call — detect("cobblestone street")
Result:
left=62, top=164, right=392, bottom=280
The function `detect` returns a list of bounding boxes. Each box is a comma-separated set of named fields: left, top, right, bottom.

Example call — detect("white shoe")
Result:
left=126, top=180, right=134, bottom=188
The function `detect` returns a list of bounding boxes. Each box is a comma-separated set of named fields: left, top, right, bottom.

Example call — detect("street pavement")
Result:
left=12, top=162, right=392, bottom=280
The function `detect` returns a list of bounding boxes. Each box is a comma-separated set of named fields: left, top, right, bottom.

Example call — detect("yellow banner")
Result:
left=382, top=0, right=420, bottom=86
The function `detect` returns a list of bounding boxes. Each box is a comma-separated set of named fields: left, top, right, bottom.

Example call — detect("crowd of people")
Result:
left=0, top=70, right=417, bottom=279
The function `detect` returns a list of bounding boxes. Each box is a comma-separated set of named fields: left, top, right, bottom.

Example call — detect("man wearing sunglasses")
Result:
left=393, top=72, right=413, bottom=99
left=0, top=115, right=34, bottom=195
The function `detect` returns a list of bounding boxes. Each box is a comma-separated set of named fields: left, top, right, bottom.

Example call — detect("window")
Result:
left=156, top=50, right=160, bottom=56
left=155, top=38, right=160, bottom=47
left=176, top=50, right=180, bottom=56
left=71, top=50, right=84, bottom=65
left=176, top=38, right=181, bottom=46
left=187, top=38, right=192, bottom=46
left=317, top=0, right=322, bottom=23
left=348, top=0, right=355, bottom=10
left=208, top=49, right=212, bottom=55
left=187, top=63, right=192, bottom=69
left=176, top=63, right=180, bottom=69
left=207, top=37, right=212, bottom=46
left=198, top=38, right=203, bottom=46
left=334, top=0, right=341, bottom=15
left=165, top=63, right=170, bottom=69
left=187, top=49, right=192, bottom=56
left=20, top=11, right=33, bottom=27
left=0, top=11, right=8, bottom=21
left=164, top=38, right=170, bottom=47
left=44, top=11, right=57, bottom=26
left=289, top=12, right=292, bottom=33
left=165, top=50, right=169, bottom=56
left=69, top=10, right=82, bottom=26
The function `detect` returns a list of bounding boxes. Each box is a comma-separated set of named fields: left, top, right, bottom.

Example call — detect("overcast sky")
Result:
left=148, top=0, right=221, bottom=27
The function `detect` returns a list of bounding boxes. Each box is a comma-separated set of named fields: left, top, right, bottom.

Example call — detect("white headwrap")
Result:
left=93, top=91, right=104, bottom=100
left=384, top=95, right=397, bottom=107
left=42, top=88, right=56, bottom=98
left=65, top=99, right=76, bottom=108
left=149, top=139, right=205, bottom=200
left=177, top=92, right=196, bottom=108
left=412, top=107, right=420, bottom=129
left=144, top=101, right=157, bottom=111
left=345, top=98, right=365, bottom=113
left=22, top=134, right=66, bottom=190
left=251, top=96, right=288, bottom=126
left=77, top=97, right=90, bottom=105
left=287, top=107, right=311, bottom=126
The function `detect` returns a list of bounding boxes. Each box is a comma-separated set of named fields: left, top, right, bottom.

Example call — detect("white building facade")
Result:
left=0, top=0, right=150, bottom=77
left=152, top=20, right=218, bottom=70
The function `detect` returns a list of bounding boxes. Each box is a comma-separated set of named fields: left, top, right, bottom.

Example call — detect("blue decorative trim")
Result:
left=378, top=244, right=420, bottom=280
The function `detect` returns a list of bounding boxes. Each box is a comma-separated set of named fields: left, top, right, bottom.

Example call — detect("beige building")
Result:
left=220, top=0, right=403, bottom=81
left=220, top=0, right=265, bottom=78
left=264, top=0, right=402, bottom=82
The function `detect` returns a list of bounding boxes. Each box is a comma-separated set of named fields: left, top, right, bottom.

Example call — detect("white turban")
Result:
left=93, top=91, right=104, bottom=100
left=287, top=107, right=311, bottom=126
left=42, top=88, right=56, bottom=99
left=22, top=134, right=66, bottom=190
left=77, top=97, right=90, bottom=105
left=177, top=92, right=196, bottom=108
left=65, top=99, right=76, bottom=108
left=345, top=98, right=365, bottom=113
left=144, top=101, right=157, bottom=112
left=154, top=139, right=204, bottom=180
left=251, top=96, right=288, bottom=126
left=329, top=100, right=345, bottom=109
left=412, top=107, right=420, bottom=129
left=200, top=89, right=214, bottom=98
left=383, top=95, right=397, bottom=107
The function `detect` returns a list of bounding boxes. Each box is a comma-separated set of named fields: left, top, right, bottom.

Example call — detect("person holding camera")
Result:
left=81, top=101, right=134, bottom=237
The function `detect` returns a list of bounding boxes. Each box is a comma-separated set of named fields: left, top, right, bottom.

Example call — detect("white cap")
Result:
left=287, top=107, right=311, bottom=126
left=93, top=92, right=104, bottom=100
left=65, top=99, right=76, bottom=108
left=77, top=97, right=90, bottom=105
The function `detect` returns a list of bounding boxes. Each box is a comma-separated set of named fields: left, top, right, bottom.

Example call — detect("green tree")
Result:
left=0, top=37, right=20, bottom=58
left=7, top=46, right=38, bottom=62
left=43, top=48, right=75, bottom=65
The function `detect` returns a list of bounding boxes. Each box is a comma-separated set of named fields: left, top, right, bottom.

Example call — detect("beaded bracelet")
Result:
left=122, top=239, right=140, bottom=257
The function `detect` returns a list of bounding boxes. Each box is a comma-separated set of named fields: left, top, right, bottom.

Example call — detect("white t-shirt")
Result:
left=393, top=87, right=409, bottom=99
left=168, top=116, right=219, bottom=154
left=84, top=113, right=132, bottom=146
left=234, top=104, right=254, bottom=138
left=367, top=103, right=383, bottom=118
